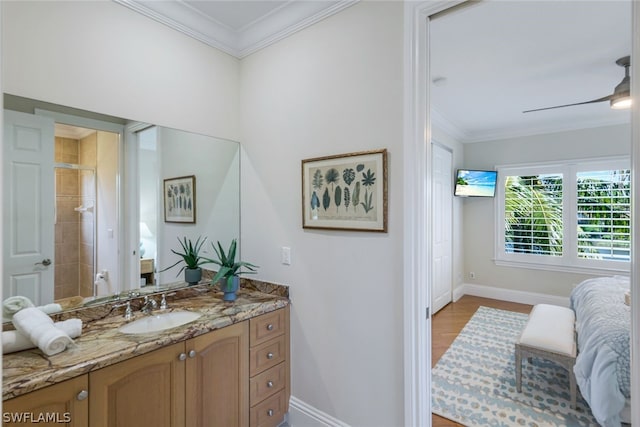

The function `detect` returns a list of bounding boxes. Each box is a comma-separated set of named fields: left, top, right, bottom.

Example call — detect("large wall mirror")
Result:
left=3, top=94, right=240, bottom=314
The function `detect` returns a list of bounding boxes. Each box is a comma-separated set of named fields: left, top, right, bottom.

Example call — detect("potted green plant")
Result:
left=208, top=238, right=258, bottom=301
left=160, top=236, right=209, bottom=285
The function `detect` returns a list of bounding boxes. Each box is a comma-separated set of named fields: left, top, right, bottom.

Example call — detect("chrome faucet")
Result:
left=141, top=296, right=158, bottom=315
left=113, top=300, right=133, bottom=320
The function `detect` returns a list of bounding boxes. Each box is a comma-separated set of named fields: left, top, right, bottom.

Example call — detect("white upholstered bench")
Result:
left=515, top=304, right=577, bottom=409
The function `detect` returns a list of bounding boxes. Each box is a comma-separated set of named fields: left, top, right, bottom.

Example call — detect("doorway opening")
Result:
left=53, top=123, right=119, bottom=302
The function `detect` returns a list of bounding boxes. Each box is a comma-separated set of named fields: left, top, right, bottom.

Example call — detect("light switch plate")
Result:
left=281, top=247, right=291, bottom=265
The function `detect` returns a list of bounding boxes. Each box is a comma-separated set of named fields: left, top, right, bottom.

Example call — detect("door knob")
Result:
left=35, top=259, right=51, bottom=266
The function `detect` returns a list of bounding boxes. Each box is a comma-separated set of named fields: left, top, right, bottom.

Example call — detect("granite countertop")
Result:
left=2, top=279, right=289, bottom=401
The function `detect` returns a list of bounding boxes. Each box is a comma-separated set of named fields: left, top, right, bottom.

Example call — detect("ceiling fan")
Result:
left=523, top=56, right=631, bottom=113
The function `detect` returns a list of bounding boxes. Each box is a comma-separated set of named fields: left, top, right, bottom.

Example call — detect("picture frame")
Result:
left=301, top=149, right=388, bottom=232
left=163, top=175, right=196, bottom=223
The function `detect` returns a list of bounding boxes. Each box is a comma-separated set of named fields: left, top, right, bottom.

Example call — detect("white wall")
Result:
left=157, top=128, right=240, bottom=285
left=1, top=0, right=240, bottom=142
left=139, top=127, right=159, bottom=261
left=240, top=2, right=404, bottom=425
left=96, top=131, right=119, bottom=295
left=462, top=124, right=631, bottom=297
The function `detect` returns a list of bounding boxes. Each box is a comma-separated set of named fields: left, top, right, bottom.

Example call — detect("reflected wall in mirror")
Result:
left=3, top=94, right=240, bottom=314
left=140, top=125, right=241, bottom=288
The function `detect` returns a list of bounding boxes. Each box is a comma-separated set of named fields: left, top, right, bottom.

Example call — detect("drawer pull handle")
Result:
left=267, top=380, right=274, bottom=388
left=267, top=409, right=274, bottom=417
left=266, top=323, right=274, bottom=331
left=188, top=350, right=197, bottom=358
left=178, top=353, right=187, bottom=361
left=76, top=390, right=89, bottom=401
left=267, top=352, right=274, bottom=359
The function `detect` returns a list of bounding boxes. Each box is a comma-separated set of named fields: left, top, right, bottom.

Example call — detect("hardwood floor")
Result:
left=431, top=295, right=533, bottom=427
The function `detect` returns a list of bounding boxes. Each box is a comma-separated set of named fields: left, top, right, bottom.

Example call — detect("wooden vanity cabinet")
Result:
left=89, top=341, right=186, bottom=427
left=248, top=306, right=290, bottom=427
left=3, top=375, right=89, bottom=427
left=89, top=322, right=248, bottom=427
left=185, top=321, right=249, bottom=427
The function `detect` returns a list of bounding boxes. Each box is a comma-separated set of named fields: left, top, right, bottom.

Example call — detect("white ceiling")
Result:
left=114, top=0, right=632, bottom=143
left=55, top=123, right=96, bottom=140
left=430, top=1, right=632, bottom=142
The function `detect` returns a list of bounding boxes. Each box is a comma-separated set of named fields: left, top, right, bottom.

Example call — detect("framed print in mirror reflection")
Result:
left=164, top=175, right=196, bottom=223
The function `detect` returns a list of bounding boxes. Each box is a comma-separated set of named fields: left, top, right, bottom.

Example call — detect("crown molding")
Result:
left=431, top=108, right=630, bottom=144
left=430, top=108, right=470, bottom=142
left=463, top=115, right=630, bottom=143
left=237, top=0, right=358, bottom=58
left=113, top=0, right=358, bottom=59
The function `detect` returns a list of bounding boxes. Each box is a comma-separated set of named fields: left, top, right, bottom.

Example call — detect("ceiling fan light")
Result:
left=611, top=95, right=631, bottom=109
left=610, top=68, right=631, bottom=109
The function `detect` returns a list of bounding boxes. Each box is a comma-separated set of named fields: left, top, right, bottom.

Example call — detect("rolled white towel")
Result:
left=11, top=308, right=74, bottom=356
left=38, top=303, right=63, bottom=315
left=3, top=296, right=35, bottom=319
left=3, top=301, right=64, bottom=322
left=2, top=319, right=82, bottom=354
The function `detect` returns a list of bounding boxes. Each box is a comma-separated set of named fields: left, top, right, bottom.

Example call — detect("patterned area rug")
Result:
left=432, top=306, right=598, bottom=426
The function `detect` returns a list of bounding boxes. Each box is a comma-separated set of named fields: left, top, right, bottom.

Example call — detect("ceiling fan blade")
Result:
left=523, top=95, right=613, bottom=113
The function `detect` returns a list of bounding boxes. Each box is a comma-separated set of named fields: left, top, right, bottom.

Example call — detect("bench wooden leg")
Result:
left=515, top=344, right=522, bottom=393
left=569, top=367, right=577, bottom=409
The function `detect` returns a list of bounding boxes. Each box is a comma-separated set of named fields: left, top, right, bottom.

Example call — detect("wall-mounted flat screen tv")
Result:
left=454, top=169, right=498, bottom=197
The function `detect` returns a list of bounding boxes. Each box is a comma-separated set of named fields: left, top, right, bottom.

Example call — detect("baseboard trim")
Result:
left=288, top=396, right=351, bottom=427
left=454, top=283, right=570, bottom=307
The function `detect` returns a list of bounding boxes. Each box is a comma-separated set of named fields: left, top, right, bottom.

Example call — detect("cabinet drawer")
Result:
left=250, top=309, right=285, bottom=346
left=250, top=334, right=286, bottom=376
left=250, top=362, right=286, bottom=404
left=140, top=258, right=154, bottom=274
left=249, top=390, right=287, bottom=427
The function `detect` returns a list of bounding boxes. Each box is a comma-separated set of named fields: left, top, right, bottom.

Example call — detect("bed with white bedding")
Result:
left=569, top=275, right=631, bottom=427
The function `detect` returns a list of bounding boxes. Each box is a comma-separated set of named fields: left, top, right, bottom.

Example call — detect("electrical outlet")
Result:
left=469, top=271, right=476, bottom=279
left=281, top=247, right=291, bottom=265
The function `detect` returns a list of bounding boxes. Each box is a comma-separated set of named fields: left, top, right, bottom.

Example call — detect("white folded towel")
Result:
left=2, top=319, right=82, bottom=354
left=3, top=296, right=35, bottom=319
left=3, top=300, right=64, bottom=323
left=11, top=308, right=74, bottom=356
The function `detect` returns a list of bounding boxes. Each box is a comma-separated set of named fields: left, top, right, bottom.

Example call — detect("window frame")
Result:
left=495, top=157, right=631, bottom=275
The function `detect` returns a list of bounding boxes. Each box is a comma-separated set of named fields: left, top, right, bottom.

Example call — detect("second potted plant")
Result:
left=160, top=236, right=209, bottom=285
left=208, top=238, right=258, bottom=301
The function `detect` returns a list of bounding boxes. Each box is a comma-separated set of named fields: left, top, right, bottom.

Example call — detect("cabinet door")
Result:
left=3, top=375, right=88, bottom=426
left=185, top=321, right=249, bottom=427
left=89, top=342, right=186, bottom=427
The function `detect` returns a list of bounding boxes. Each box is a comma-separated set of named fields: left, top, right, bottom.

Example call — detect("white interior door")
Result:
left=3, top=110, right=55, bottom=306
left=431, top=142, right=453, bottom=315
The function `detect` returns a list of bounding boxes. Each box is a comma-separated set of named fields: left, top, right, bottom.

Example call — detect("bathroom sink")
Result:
left=119, top=311, right=201, bottom=334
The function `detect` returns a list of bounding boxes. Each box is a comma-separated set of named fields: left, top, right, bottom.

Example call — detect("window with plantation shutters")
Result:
left=495, top=158, right=630, bottom=274
left=576, top=169, right=631, bottom=262
left=504, top=174, right=563, bottom=257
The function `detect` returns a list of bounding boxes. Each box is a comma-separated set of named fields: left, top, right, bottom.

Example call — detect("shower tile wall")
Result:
left=54, top=136, right=96, bottom=300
